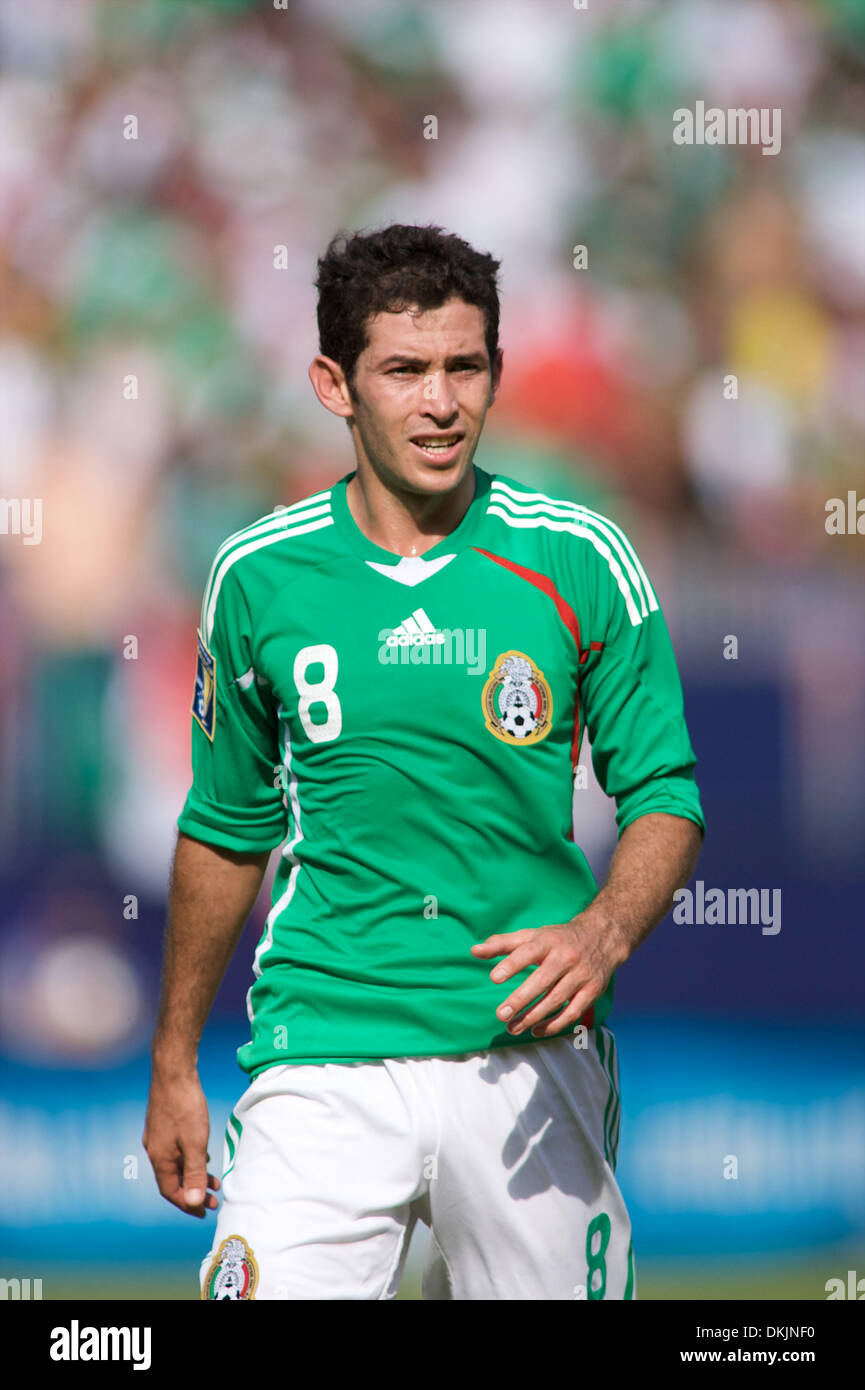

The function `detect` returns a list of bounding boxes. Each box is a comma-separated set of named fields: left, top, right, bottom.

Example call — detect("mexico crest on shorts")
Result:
left=202, top=1234, right=258, bottom=1300
left=482, top=650, right=553, bottom=745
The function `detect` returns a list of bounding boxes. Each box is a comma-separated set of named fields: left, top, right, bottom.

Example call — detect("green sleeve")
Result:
left=574, top=523, right=706, bottom=838
left=177, top=563, right=288, bottom=853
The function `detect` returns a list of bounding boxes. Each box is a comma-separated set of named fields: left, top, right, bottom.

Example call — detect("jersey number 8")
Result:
left=293, top=644, right=342, bottom=743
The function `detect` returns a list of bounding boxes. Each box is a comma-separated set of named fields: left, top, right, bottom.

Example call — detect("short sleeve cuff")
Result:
left=615, top=777, right=706, bottom=838
left=177, top=797, right=287, bottom=854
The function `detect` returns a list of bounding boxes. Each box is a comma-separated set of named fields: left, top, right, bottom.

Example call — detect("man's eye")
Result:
left=387, top=364, right=479, bottom=378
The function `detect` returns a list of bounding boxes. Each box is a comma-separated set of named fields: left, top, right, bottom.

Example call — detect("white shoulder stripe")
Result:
left=201, top=499, right=332, bottom=633
left=201, top=495, right=332, bottom=620
left=211, top=490, right=332, bottom=569
left=203, top=514, right=334, bottom=644
left=490, top=482, right=657, bottom=609
left=486, top=505, right=644, bottom=626
left=488, top=488, right=655, bottom=618
left=490, top=480, right=657, bottom=613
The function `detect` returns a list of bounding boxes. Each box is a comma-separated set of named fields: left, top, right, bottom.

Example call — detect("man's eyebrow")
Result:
left=376, top=352, right=488, bottom=370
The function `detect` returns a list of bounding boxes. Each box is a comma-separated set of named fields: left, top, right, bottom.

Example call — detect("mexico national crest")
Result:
left=482, top=650, right=552, bottom=745
left=202, top=1234, right=258, bottom=1300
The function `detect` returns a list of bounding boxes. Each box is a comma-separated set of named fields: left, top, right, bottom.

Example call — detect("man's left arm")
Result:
left=470, top=811, right=702, bottom=1037
left=471, top=517, right=705, bottom=1036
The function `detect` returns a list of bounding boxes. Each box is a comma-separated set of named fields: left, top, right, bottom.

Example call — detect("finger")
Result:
left=484, top=924, right=580, bottom=974
left=150, top=1150, right=183, bottom=1196
left=194, top=1171, right=220, bottom=1206
left=152, top=1156, right=207, bottom=1216
left=490, top=941, right=548, bottom=984
left=508, top=975, right=584, bottom=1033
left=495, top=961, right=563, bottom=1021
left=470, top=930, right=537, bottom=957
left=182, top=1155, right=211, bottom=1208
left=171, top=1163, right=221, bottom=1217
left=529, top=991, right=595, bottom=1038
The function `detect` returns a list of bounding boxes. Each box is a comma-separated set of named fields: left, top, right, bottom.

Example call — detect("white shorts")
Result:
left=199, top=1026, right=635, bottom=1301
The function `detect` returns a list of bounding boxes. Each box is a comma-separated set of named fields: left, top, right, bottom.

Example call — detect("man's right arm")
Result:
left=143, top=831, right=270, bottom=1218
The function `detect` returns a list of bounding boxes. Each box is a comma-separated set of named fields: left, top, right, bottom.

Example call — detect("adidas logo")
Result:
left=385, top=607, right=445, bottom=647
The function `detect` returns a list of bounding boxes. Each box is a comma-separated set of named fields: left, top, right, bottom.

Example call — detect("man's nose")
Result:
left=423, top=371, right=458, bottom=414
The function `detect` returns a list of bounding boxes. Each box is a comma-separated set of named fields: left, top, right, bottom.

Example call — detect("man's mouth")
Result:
left=410, top=433, right=464, bottom=461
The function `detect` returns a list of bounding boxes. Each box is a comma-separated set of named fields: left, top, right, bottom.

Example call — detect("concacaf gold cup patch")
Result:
left=202, top=1234, right=258, bottom=1300
left=482, top=650, right=552, bottom=745
left=191, top=629, right=216, bottom=741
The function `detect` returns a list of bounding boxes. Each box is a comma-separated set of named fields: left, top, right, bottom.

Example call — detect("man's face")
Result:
left=345, top=297, right=502, bottom=497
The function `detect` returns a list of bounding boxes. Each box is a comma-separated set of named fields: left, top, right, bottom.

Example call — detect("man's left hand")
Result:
left=470, top=911, right=629, bottom=1038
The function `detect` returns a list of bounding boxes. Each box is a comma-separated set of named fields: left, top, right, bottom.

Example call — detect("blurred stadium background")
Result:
left=0, top=0, right=863, bottom=1300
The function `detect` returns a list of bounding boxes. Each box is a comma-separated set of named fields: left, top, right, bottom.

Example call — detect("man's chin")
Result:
left=399, top=449, right=472, bottom=496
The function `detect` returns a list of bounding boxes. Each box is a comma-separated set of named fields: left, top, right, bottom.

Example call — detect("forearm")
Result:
left=583, top=811, right=703, bottom=967
left=151, top=831, right=270, bottom=1075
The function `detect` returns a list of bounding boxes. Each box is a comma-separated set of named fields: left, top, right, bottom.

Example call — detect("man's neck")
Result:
left=346, top=465, right=476, bottom=558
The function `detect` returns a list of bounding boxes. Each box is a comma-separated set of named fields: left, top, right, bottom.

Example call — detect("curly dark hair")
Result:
left=314, top=223, right=501, bottom=394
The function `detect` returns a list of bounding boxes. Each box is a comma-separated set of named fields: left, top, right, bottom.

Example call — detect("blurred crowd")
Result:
left=0, top=0, right=862, bottom=1064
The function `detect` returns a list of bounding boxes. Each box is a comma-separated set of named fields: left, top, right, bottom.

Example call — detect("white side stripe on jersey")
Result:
left=245, top=711, right=302, bottom=1032
left=203, top=512, right=334, bottom=646
left=490, top=480, right=658, bottom=618
left=487, top=506, right=644, bottom=626
left=200, top=492, right=332, bottom=633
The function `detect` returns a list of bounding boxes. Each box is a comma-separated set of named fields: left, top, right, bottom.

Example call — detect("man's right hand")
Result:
left=143, top=834, right=269, bottom=1218
left=143, top=1068, right=221, bottom=1218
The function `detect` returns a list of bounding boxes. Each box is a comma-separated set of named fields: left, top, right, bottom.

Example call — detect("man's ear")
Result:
left=489, top=347, right=504, bottom=403
left=308, top=354, right=354, bottom=419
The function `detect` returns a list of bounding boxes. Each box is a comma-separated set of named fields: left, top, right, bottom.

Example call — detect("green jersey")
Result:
left=178, top=466, right=705, bottom=1074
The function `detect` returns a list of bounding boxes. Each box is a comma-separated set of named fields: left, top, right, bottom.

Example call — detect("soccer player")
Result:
left=143, top=224, right=704, bottom=1300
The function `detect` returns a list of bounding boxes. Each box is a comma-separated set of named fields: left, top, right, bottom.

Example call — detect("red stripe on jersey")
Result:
left=474, top=547, right=583, bottom=648
left=474, top=546, right=601, bottom=1033
left=473, top=546, right=592, bottom=765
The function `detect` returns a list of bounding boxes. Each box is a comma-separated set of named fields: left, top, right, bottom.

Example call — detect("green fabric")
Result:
left=178, top=466, right=704, bottom=1071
